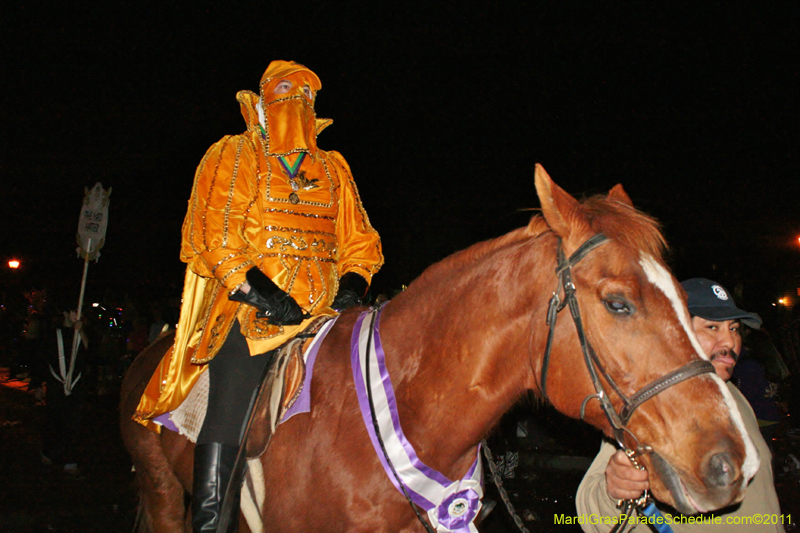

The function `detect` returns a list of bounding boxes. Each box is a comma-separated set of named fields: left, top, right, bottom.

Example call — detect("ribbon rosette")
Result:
left=429, top=479, right=483, bottom=533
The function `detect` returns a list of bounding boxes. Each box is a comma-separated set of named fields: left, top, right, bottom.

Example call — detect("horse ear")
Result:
left=534, top=163, right=581, bottom=238
left=608, top=184, right=633, bottom=207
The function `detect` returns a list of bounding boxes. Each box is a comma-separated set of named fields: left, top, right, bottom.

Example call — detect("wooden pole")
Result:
left=65, top=237, right=92, bottom=395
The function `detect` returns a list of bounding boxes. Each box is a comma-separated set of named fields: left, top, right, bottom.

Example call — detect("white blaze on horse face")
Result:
left=638, top=255, right=759, bottom=484
left=639, top=257, right=708, bottom=360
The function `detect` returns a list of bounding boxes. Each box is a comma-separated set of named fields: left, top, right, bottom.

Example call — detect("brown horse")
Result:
left=120, top=165, right=758, bottom=532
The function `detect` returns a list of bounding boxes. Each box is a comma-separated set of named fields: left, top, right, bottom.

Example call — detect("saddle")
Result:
left=162, top=315, right=332, bottom=457
left=244, top=315, right=331, bottom=459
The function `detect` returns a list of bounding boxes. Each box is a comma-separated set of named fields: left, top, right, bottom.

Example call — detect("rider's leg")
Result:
left=192, top=441, right=239, bottom=533
left=192, top=324, right=270, bottom=533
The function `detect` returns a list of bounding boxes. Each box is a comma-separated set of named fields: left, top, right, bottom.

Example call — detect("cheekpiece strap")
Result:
left=540, top=233, right=609, bottom=400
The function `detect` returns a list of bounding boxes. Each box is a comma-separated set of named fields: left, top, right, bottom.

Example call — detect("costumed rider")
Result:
left=133, top=60, right=384, bottom=533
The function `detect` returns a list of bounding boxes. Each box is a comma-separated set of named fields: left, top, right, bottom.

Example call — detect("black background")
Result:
left=2, top=1, right=798, bottom=324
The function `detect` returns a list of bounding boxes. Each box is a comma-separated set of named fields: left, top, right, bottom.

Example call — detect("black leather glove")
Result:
left=229, top=267, right=309, bottom=325
left=331, top=272, right=369, bottom=312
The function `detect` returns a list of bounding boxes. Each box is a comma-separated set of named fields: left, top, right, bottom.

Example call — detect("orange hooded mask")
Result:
left=257, top=60, right=323, bottom=157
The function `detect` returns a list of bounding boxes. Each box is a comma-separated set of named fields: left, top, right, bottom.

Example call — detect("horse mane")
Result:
left=418, top=193, right=666, bottom=285
left=565, top=194, right=667, bottom=260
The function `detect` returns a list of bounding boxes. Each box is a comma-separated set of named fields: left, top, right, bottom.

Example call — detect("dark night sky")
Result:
left=2, top=2, right=798, bottom=324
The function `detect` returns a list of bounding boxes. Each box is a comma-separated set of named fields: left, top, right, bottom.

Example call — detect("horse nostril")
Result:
left=707, top=452, right=736, bottom=488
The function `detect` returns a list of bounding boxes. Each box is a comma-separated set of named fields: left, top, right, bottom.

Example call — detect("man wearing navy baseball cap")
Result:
left=577, top=278, right=784, bottom=532
left=682, top=278, right=762, bottom=381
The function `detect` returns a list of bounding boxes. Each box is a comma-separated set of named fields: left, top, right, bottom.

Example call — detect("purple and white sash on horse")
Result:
left=351, top=309, right=483, bottom=533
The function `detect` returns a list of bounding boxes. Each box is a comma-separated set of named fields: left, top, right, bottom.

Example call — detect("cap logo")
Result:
left=712, top=285, right=729, bottom=301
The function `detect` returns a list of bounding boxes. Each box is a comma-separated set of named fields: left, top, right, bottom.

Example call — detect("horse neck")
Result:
left=377, top=231, right=556, bottom=474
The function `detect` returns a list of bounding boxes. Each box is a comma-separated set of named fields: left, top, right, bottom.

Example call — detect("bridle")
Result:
left=539, top=233, right=715, bottom=455
left=538, top=233, right=713, bottom=532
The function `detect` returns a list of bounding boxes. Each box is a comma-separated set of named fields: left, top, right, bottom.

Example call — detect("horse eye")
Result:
left=604, top=298, right=633, bottom=316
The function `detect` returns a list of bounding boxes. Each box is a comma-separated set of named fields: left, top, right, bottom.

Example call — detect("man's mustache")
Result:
left=710, top=348, right=739, bottom=362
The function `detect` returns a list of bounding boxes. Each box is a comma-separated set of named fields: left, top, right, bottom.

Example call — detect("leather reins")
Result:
left=539, top=233, right=715, bottom=454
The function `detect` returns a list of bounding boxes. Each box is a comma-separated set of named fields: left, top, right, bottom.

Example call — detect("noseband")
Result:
left=539, top=233, right=714, bottom=454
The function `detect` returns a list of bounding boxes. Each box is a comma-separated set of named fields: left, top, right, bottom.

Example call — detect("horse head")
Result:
left=532, top=164, right=758, bottom=514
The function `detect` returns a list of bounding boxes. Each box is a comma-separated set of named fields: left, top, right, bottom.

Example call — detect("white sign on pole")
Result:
left=76, top=182, right=111, bottom=261
left=51, top=183, right=112, bottom=395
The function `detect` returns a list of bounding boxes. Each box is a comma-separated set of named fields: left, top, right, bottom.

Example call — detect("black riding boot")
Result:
left=192, top=442, right=240, bottom=533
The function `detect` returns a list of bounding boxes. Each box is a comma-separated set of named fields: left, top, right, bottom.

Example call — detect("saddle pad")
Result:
left=158, top=369, right=209, bottom=441
left=153, top=316, right=336, bottom=444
